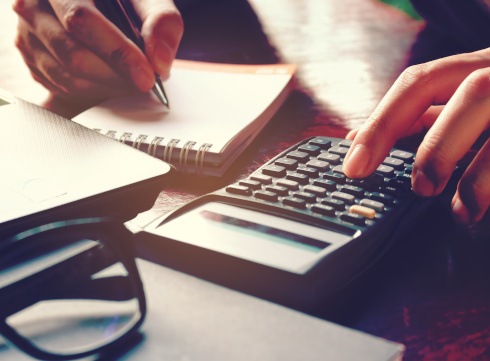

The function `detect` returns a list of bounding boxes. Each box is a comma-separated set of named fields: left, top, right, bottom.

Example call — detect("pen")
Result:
left=104, top=0, right=170, bottom=108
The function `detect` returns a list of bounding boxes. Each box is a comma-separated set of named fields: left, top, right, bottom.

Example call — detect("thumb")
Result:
left=132, top=0, right=183, bottom=79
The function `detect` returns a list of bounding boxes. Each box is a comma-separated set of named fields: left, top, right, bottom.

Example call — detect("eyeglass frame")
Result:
left=0, top=217, right=147, bottom=361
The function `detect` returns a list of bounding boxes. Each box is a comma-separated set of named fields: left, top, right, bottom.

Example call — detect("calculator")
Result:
left=137, top=136, right=455, bottom=311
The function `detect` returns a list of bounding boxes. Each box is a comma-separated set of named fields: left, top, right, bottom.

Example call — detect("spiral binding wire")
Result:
left=94, top=129, right=213, bottom=172
left=180, top=141, right=197, bottom=165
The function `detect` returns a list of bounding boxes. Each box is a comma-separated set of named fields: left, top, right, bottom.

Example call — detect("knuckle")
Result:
left=12, top=0, right=27, bottom=16
left=398, top=63, right=433, bottom=91
left=45, top=65, right=67, bottom=86
left=110, top=47, right=134, bottom=70
left=417, top=136, right=456, bottom=180
left=50, top=37, right=77, bottom=69
left=461, top=69, right=490, bottom=100
left=63, top=4, right=93, bottom=34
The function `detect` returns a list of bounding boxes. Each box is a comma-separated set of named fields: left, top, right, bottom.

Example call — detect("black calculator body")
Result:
left=137, top=137, right=452, bottom=311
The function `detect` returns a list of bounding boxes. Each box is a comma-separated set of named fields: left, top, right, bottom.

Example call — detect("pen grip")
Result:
left=96, top=0, right=145, bottom=52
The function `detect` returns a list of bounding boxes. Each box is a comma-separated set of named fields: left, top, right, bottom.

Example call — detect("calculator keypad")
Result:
left=225, top=137, right=414, bottom=231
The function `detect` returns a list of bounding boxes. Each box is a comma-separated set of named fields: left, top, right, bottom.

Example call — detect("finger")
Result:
left=343, top=49, right=490, bottom=179
left=15, top=0, right=124, bottom=86
left=48, top=0, right=155, bottom=91
left=17, top=22, right=131, bottom=100
left=404, top=105, right=443, bottom=136
left=346, top=106, right=443, bottom=143
left=346, top=128, right=358, bottom=140
left=451, top=137, right=490, bottom=224
left=412, top=68, right=490, bottom=198
left=131, top=0, right=183, bottom=79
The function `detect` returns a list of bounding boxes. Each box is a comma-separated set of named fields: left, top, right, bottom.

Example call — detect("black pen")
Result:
left=105, top=0, right=170, bottom=108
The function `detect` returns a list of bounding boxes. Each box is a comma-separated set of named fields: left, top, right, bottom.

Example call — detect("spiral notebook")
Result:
left=72, top=60, right=295, bottom=177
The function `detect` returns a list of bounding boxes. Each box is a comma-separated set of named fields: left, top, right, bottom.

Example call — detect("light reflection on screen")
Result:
left=200, top=210, right=330, bottom=252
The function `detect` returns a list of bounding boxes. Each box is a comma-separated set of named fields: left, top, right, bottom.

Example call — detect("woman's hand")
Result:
left=13, top=0, right=183, bottom=102
left=343, top=48, right=490, bottom=225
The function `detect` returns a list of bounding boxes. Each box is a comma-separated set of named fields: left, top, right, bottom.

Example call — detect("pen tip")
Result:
left=153, top=82, right=169, bottom=109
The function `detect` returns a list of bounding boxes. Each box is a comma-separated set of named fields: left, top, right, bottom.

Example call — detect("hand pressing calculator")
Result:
left=137, top=137, right=454, bottom=311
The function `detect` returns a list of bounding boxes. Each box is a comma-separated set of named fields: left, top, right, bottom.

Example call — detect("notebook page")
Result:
left=73, top=60, right=295, bottom=156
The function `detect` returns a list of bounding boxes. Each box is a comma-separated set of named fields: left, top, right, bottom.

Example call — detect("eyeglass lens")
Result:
left=0, top=234, right=141, bottom=358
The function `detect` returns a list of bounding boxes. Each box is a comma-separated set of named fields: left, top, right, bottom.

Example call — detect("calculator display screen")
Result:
left=199, top=210, right=329, bottom=252
left=155, top=202, right=353, bottom=274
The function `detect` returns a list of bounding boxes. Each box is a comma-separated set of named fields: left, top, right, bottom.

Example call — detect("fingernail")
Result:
left=412, top=167, right=435, bottom=197
left=344, top=144, right=370, bottom=177
left=131, top=66, right=154, bottom=91
left=452, top=198, right=470, bottom=224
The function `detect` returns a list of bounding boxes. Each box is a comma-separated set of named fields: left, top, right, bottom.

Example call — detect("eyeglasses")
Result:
left=0, top=218, right=146, bottom=360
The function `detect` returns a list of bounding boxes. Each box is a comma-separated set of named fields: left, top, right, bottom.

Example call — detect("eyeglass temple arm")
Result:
left=0, top=248, right=139, bottom=319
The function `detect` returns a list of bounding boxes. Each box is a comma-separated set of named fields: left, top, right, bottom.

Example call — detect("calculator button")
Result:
left=303, top=185, right=328, bottom=197
left=306, top=159, right=330, bottom=172
left=360, top=199, right=385, bottom=212
left=298, top=144, right=321, bottom=156
left=312, top=179, right=337, bottom=191
left=391, top=150, right=414, bottom=161
left=275, top=157, right=298, bottom=170
left=349, top=174, right=384, bottom=191
left=349, top=205, right=376, bottom=219
left=329, top=146, right=349, bottom=156
left=331, top=191, right=355, bottom=204
left=250, top=174, right=272, bottom=185
left=286, top=172, right=310, bottom=185
left=321, top=198, right=346, bottom=211
left=255, top=190, right=279, bottom=202
left=317, top=153, right=341, bottom=165
left=226, top=184, right=252, bottom=196
left=265, top=185, right=289, bottom=196
left=311, top=204, right=336, bottom=217
left=382, top=157, right=404, bottom=170
left=282, top=197, right=307, bottom=209
left=292, top=191, right=317, bottom=203
left=297, top=166, right=319, bottom=178
left=340, top=213, right=366, bottom=226
left=238, top=179, right=262, bottom=190
left=276, top=179, right=300, bottom=190
left=338, top=140, right=353, bottom=148
left=323, top=171, right=346, bottom=184
left=339, top=185, right=365, bottom=198
left=380, top=186, right=400, bottom=196
left=309, top=138, right=332, bottom=149
left=286, top=151, right=310, bottom=163
left=405, top=164, right=413, bottom=174
left=388, top=177, right=411, bottom=190
left=332, top=165, right=345, bottom=175
left=375, top=164, right=395, bottom=177
left=262, top=165, right=287, bottom=178
left=368, top=192, right=394, bottom=205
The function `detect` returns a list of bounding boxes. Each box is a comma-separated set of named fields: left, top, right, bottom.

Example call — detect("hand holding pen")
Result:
left=13, top=0, right=183, bottom=105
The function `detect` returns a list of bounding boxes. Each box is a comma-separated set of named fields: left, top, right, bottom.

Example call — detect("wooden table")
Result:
left=2, top=1, right=489, bottom=359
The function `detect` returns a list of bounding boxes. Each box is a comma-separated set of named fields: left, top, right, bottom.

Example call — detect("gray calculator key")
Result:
left=306, top=159, right=330, bottom=171
left=331, top=191, right=355, bottom=204
left=375, top=164, right=395, bottom=177
left=360, top=198, right=385, bottom=212
left=251, top=174, right=272, bottom=184
left=382, top=157, right=404, bottom=170
left=390, top=150, right=414, bottom=161
left=329, top=146, right=349, bottom=156
left=276, top=179, right=300, bottom=190
left=318, top=153, right=341, bottom=165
